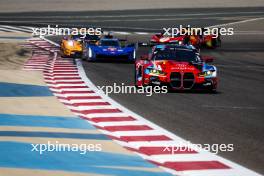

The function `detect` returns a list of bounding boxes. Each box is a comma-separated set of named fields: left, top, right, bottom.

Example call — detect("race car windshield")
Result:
left=72, top=35, right=83, bottom=40
left=152, top=49, right=199, bottom=62
left=84, top=35, right=99, bottom=41
left=100, top=40, right=120, bottom=47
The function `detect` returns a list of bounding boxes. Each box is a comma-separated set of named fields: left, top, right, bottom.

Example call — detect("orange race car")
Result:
left=60, top=35, right=83, bottom=58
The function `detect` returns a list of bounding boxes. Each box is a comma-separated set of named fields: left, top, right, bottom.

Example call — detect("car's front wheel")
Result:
left=135, top=65, right=144, bottom=87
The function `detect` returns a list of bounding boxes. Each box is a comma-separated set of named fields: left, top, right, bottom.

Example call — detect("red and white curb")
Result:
left=23, top=37, right=261, bottom=176
left=22, top=38, right=60, bottom=71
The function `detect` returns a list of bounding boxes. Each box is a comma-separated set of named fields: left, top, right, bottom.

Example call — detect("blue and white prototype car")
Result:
left=83, top=37, right=136, bottom=62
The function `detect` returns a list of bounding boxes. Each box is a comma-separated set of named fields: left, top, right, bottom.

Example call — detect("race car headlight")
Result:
left=199, top=70, right=217, bottom=77
left=146, top=64, right=165, bottom=75
left=68, top=41, right=74, bottom=46
left=149, top=68, right=165, bottom=75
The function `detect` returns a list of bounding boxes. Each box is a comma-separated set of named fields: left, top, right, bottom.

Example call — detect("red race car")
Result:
left=135, top=44, right=218, bottom=91
left=150, top=29, right=221, bottom=48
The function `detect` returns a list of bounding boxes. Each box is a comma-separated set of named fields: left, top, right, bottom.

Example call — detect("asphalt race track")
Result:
left=1, top=7, right=263, bottom=175
left=82, top=41, right=264, bottom=174
left=81, top=9, right=264, bottom=174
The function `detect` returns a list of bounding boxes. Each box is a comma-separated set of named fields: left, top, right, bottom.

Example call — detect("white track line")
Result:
left=208, top=17, right=264, bottom=28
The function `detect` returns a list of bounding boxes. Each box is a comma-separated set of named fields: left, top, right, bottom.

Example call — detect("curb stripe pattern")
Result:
left=21, top=37, right=262, bottom=176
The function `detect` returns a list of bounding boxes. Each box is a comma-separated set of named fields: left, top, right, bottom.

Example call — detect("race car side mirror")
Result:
left=201, top=56, right=214, bottom=63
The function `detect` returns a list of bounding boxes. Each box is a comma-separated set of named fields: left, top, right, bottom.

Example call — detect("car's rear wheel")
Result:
left=81, top=52, right=86, bottom=60
left=207, top=84, right=217, bottom=93
left=60, top=49, right=66, bottom=58
left=210, top=37, right=221, bottom=48
left=86, top=55, right=94, bottom=62
left=134, top=65, right=142, bottom=87
left=61, top=53, right=67, bottom=58
left=208, top=88, right=217, bottom=94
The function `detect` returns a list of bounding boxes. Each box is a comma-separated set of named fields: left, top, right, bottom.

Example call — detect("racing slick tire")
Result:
left=207, top=84, right=217, bottom=93
left=60, top=52, right=67, bottom=58
left=208, top=88, right=217, bottom=94
left=134, top=65, right=144, bottom=88
left=211, top=37, right=221, bottom=48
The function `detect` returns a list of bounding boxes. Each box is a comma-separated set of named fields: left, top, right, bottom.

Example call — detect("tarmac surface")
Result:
left=77, top=8, right=264, bottom=174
